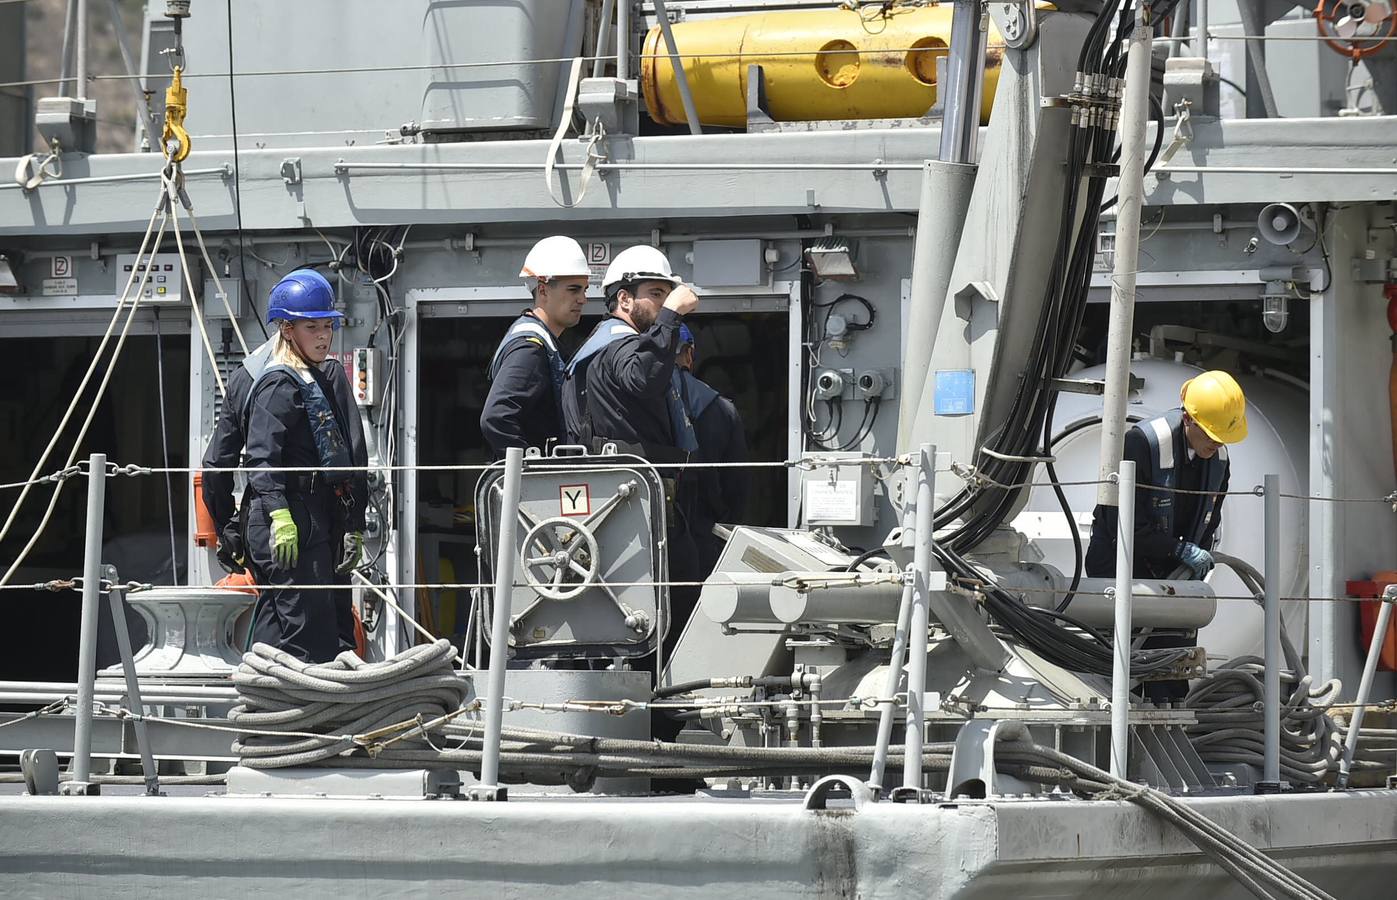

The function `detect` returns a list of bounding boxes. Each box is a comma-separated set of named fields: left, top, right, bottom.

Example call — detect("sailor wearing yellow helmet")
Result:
left=1085, top=370, right=1247, bottom=703
left=1085, top=369, right=1249, bottom=583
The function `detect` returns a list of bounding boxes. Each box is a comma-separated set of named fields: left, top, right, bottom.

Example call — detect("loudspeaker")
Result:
left=1257, top=203, right=1306, bottom=246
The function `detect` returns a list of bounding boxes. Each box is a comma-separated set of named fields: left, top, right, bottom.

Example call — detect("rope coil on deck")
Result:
left=229, top=639, right=468, bottom=768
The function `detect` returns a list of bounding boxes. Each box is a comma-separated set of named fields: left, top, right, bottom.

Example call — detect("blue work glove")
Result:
left=1176, top=540, right=1214, bottom=579
left=269, top=508, right=299, bottom=570
left=336, top=532, right=364, bottom=575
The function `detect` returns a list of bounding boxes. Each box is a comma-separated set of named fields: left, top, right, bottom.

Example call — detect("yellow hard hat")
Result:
left=1180, top=371, right=1248, bottom=444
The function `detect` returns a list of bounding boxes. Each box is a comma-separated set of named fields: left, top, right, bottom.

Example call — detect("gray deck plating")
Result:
left=0, top=789, right=1392, bottom=898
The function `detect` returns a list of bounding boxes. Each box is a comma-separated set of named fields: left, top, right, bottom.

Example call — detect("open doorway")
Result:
left=411, top=307, right=790, bottom=643
left=0, top=329, right=189, bottom=688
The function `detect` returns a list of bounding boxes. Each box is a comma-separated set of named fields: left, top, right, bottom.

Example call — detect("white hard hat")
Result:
left=602, top=245, right=681, bottom=295
left=519, top=235, right=590, bottom=281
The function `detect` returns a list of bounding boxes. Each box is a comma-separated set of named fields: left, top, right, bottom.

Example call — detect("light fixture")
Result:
left=1261, top=282, right=1289, bottom=333
left=0, top=255, right=18, bottom=293
left=805, top=237, right=858, bottom=280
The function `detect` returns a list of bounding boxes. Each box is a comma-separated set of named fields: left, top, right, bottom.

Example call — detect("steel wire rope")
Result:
left=224, top=0, right=266, bottom=339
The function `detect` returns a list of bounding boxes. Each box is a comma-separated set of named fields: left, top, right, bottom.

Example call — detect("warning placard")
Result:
left=585, top=242, right=611, bottom=288
left=559, top=483, right=591, bottom=517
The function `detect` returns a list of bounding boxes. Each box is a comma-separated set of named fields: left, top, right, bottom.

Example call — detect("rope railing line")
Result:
left=104, top=456, right=911, bottom=475
left=34, top=457, right=1397, bottom=506
left=75, top=46, right=1004, bottom=88
left=0, top=574, right=1381, bottom=606
left=0, top=466, right=82, bottom=492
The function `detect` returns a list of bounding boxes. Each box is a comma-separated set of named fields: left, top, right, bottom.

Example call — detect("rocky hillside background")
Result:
left=9, top=0, right=146, bottom=155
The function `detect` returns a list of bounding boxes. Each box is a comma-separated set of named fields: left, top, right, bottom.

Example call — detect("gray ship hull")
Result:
left=1, top=789, right=1393, bottom=898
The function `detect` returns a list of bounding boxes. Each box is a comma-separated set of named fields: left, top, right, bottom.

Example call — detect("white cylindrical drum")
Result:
left=1014, top=357, right=1307, bottom=663
left=769, top=579, right=903, bottom=625
left=700, top=572, right=784, bottom=625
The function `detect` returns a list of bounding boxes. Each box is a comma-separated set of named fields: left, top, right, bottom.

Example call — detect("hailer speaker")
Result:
left=1258, top=203, right=1306, bottom=246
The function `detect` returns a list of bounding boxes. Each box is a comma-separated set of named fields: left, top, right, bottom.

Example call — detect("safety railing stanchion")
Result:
left=105, top=567, right=161, bottom=796
left=901, top=443, right=936, bottom=791
left=867, top=514, right=917, bottom=793
left=1338, top=583, right=1395, bottom=788
left=62, top=452, right=106, bottom=796
left=471, top=446, right=524, bottom=801
left=1261, top=472, right=1283, bottom=789
left=1109, top=459, right=1135, bottom=779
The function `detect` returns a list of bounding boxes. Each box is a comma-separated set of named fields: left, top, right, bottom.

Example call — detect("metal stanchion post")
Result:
left=105, top=566, right=161, bottom=796
left=61, top=452, right=106, bottom=796
left=1110, top=459, right=1136, bottom=779
left=1338, top=584, right=1396, bottom=788
left=901, top=443, right=936, bottom=791
left=471, top=447, right=525, bottom=801
left=1260, top=472, right=1283, bottom=790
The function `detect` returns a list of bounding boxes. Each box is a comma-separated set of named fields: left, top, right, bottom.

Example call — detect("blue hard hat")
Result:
left=266, top=270, right=341, bottom=326
left=679, top=323, right=695, bottom=346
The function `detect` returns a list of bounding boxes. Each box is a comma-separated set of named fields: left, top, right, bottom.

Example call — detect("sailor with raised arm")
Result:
left=561, top=245, right=702, bottom=664
left=561, top=245, right=700, bottom=460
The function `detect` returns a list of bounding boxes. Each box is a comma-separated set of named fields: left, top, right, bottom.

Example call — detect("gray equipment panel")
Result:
left=477, top=453, right=668, bottom=658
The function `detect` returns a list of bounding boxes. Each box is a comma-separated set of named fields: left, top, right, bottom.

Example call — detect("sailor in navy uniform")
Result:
left=480, top=236, right=590, bottom=458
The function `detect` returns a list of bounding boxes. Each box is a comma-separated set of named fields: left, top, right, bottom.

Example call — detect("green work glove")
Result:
left=269, top=507, right=299, bottom=570
left=336, top=532, right=364, bottom=575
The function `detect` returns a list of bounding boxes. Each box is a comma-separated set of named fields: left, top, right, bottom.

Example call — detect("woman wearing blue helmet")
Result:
left=240, top=269, right=368, bottom=663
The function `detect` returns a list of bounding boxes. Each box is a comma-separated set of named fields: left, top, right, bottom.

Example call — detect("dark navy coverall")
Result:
left=564, top=308, right=690, bottom=457
left=1085, top=412, right=1229, bottom=702
left=480, top=310, right=566, bottom=459
left=677, top=368, right=748, bottom=577
left=563, top=307, right=701, bottom=668
left=211, top=357, right=367, bottom=662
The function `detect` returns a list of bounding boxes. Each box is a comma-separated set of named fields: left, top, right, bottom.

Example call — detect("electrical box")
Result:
left=351, top=347, right=384, bottom=407
left=204, top=278, right=245, bottom=319
left=801, top=453, right=876, bottom=527
left=114, top=253, right=196, bottom=305
left=692, top=239, right=764, bottom=287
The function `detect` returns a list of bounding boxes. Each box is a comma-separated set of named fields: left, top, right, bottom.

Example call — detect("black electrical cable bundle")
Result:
left=926, top=0, right=1190, bottom=678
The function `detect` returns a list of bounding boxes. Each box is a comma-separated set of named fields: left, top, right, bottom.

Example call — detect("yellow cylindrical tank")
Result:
left=641, top=6, right=1005, bottom=128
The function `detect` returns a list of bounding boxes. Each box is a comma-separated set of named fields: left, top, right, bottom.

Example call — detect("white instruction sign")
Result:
left=42, top=278, right=78, bottom=296
left=805, top=479, right=859, bottom=523
left=51, top=256, right=72, bottom=278
left=585, top=242, right=611, bottom=287
left=559, top=483, right=591, bottom=517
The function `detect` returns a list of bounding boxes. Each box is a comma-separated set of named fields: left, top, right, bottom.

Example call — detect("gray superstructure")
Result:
left=0, top=1, right=1394, bottom=896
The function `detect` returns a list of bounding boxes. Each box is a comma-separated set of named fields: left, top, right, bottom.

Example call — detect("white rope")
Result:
left=0, top=209, right=170, bottom=586
left=545, top=56, right=606, bottom=209
left=0, top=197, right=163, bottom=550
left=181, top=186, right=250, bottom=357
left=351, top=570, right=464, bottom=666
left=164, top=175, right=227, bottom=398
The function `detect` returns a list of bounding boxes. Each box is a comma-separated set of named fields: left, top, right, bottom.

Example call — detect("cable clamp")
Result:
left=40, top=465, right=82, bottom=485
left=951, top=462, right=987, bottom=492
